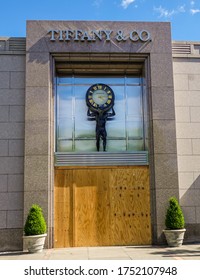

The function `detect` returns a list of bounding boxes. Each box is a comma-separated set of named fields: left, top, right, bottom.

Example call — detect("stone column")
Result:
left=148, top=27, right=179, bottom=243
left=24, top=27, right=54, bottom=248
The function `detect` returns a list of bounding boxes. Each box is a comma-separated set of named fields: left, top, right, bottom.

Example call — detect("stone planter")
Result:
left=23, top=233, right=47, bottom=253
left=163, top=229, right=186, bottom=247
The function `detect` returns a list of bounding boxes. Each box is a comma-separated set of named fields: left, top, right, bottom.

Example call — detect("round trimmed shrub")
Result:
left=24, top=204, right=47, bottom=236
left=165, top=197, right=185, bottom=229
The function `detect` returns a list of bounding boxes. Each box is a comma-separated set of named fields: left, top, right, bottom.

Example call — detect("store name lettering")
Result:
left=48, top=29, right=151, bottom=43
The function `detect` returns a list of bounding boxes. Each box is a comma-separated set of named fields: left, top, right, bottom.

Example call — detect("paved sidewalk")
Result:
left=0, top=244, right=200, bottom=260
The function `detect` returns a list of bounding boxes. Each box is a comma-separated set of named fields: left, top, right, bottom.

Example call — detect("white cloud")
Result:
left=190, top=0, right=200, bottom=15
left=178, top=5, right=185, bottom=13
left=154, top=5, right=185, bottom=18
left=190, top=8, right=200, bottom=14
left=93, top=0, right=103, bottom=8
left=154, top=6, right=175, bottom=18
left=121, top=0, right=135, bottom=9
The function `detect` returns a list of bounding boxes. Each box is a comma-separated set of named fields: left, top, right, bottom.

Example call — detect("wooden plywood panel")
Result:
left=73, top=169, right=110, bottom=247
left=110, top=166, right=151, bottom=245
left=54, top=166, right=151, bottom=247
left=54, top=169, right=73, bottom=248
left=95, top=169, right=110, bottom=246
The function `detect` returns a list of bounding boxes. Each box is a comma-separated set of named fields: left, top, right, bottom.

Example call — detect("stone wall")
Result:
left=25, top=20, right=178, bottom=246
left=0, top=37, right=25, bottom=251
left=0, top=24, right=183, bottom=251
left=173, top=41, right=200, bottom=241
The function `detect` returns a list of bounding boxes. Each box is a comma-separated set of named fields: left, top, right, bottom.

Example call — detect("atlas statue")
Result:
left=87, top=108, right=115, bottom=151
left=86, top=83, right=115, bottom=152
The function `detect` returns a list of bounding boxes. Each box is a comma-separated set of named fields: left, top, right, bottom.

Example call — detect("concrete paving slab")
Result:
left=0, top=244, right=200, bottom=260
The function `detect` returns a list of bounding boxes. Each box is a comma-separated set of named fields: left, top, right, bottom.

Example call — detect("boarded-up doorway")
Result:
left=54, top=166, right=151, bottom=247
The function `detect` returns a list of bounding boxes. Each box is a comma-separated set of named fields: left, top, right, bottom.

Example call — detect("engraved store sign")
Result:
left=48, top=29, right=151, bottom=43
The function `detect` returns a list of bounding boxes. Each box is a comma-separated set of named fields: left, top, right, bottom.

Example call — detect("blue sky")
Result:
left=0, top=0, right=199, bottom=41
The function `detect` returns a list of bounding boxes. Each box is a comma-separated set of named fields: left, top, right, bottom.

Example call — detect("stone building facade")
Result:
left=0, top=21, right=199, bottom=251
left=0, top=38, right=25, bottom=250
left=173, top=42, right=200, bottom=241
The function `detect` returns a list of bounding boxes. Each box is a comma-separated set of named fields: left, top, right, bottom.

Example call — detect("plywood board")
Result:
left=54, top=169, right=73, bottom=248
left=110, top=167, right=151, bottom=245
left=54, top=166, right=151, bottom=247
left=73, top=169, right=110, bottom=246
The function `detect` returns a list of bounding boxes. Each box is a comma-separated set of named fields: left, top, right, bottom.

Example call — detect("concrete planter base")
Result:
left=23, top=233, right=47, bottom=253
left=163, top=229, right=186, bottom=247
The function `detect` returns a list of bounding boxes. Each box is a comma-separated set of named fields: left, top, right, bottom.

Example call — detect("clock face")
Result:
left=92, top=89, right=108, bottom=105
left=86, top=83, right=115, bottom=111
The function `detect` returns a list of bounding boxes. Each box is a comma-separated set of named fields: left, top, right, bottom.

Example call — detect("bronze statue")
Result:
left=87, top=108, right=115, bottom=151
left=86, top=83, right=115, bottom=151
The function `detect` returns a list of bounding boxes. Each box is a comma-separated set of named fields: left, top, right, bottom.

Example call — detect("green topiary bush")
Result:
left=24, top=204, right=47, bottom=236
left=165, top=197, right=185, bottom=230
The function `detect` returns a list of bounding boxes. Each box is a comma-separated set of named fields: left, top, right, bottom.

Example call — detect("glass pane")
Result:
left=126, top=86, right=142, bottom=117
left=57, top=140, right=73, bottom=152
left=107, top=120, right=126, bottom=138
left=143, top=84, right=149, bottom=151
left=57, top=117, right=73, bottom=139
left=57, top=77, right=73, bottom=84
left=74, top=140, right=96, bottom=152
left=126, top=77, right=140, bottom=85
left=107, top=86, right=126, bottom=138
left=127, top=120, right=143, bottom=139
left=75, top=122, right=96, bottom=139
left=106, top=140, right=126, bottom=152
left=75, top=85, right=96, bottom=138
left=127, top=140, right=144, bottom=151
left=74, top=77, right=125, bottom=85
left=57, top=86, right=73, bottom=118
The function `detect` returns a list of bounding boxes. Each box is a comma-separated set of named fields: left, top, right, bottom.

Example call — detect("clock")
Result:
left=86, top=83, right=115, bottom=112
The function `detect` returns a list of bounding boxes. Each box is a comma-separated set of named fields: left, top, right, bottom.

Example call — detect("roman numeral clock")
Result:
left=86, top=84, right=115, bottom=152
left=86, top=83, right=115, bottom=111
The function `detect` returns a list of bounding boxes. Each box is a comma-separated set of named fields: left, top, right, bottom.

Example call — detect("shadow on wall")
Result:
left=180, top=174, right=200, bottom=243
